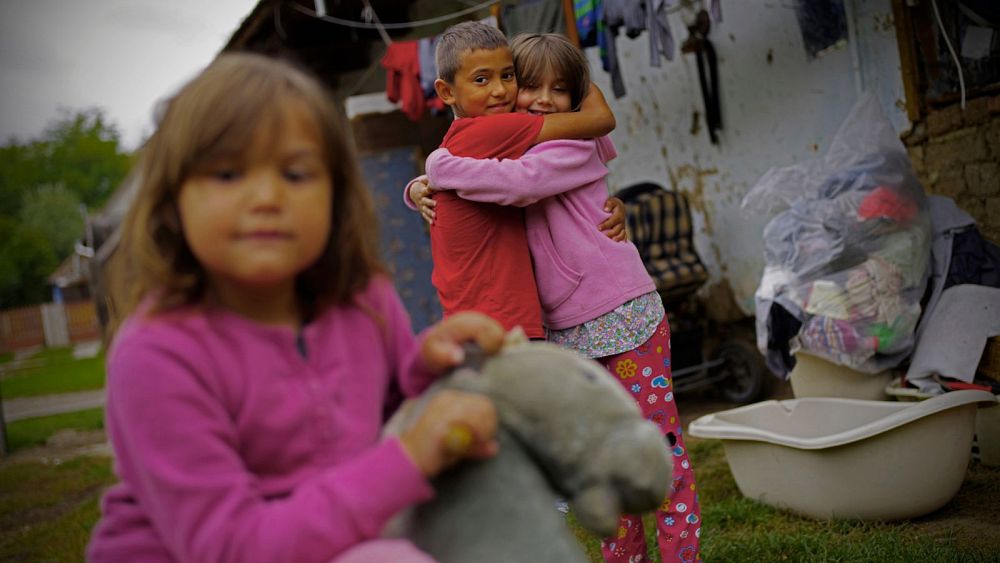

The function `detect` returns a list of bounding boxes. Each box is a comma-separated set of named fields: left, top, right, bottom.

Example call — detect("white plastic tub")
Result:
left=689, top=390, right=997, bottom=520
left=883, top=377, right=1000, bottom=468
left=789, top=352, right=892, bottom=400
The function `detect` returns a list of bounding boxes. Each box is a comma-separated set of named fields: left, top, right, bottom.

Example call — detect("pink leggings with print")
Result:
left=597, top=317, right=702, bottom=563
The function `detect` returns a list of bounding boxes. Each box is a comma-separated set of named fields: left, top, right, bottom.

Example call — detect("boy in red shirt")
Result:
left=413, top=21, right=622, bottom=338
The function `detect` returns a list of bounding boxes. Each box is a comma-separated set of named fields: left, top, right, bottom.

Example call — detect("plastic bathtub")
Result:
left=789, top=352, right=892, bottom=400
left=688, top=390, right=997, bottom=520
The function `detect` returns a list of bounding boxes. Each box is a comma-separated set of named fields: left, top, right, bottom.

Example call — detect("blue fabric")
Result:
left=357, top=148, right=441, bottom=332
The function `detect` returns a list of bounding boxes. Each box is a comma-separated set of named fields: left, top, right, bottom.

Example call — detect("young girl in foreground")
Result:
left=87, top=53, right=505, bottom=563
left=420, top=34, right=702, bottom=563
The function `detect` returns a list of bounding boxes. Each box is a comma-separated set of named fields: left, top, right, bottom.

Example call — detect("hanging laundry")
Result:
left=709, top=0, right=722, bottom=22
left=382, top=41, right=425, bottom=121
left=681, top=8, right=721, bottom=143
left=501, top=0, right=565, bottom=36
left=578, top=0, right=725, bottom=100
left=417, top=37, right=438, bottom=97
left=575, top=0, right=626, bottom=97
left=599, top=0, right=639, bottom=98
left=576, top=0, right=600, bottom=46
left=647, top=0, right=676, bottom=67
left=604, top=0, right=645, bottom=39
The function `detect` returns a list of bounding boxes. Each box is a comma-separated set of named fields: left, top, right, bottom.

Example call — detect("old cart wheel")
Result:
left=712, top=338, right=767, bottom=404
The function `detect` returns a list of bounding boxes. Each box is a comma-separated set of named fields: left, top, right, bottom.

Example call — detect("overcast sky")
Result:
left=0, top=0, right=259, bottom=151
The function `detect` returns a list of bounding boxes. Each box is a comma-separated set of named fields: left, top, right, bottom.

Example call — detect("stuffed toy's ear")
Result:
left=571, top=484, right=622, bottom=538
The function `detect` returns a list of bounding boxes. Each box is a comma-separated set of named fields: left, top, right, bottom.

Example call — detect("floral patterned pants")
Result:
left=597, top=317, right=702, bottom=563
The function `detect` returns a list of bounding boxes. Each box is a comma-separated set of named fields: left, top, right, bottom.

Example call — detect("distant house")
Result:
left=48, top=249, right=92, bottom=304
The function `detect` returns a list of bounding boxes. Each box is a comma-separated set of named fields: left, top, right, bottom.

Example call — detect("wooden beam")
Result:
left=891, top=0, right=922, bottom=122
left=562, top=0, right=579, bottom=47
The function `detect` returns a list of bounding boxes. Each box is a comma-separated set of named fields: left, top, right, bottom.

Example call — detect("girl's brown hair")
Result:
left=510, top=33, right=591, bottom=110
left=107, top=52, right=384, bottom=336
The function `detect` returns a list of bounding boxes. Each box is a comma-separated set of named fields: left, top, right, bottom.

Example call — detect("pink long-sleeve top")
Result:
left=87, top=277, right=436, bottom=563
left=425, top=137, right=655, bottom=330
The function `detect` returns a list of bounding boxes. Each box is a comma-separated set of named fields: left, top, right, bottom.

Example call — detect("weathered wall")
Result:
left=903, top=95, right=1000, bottom=244
left=588, top=0, right=908, bottom=318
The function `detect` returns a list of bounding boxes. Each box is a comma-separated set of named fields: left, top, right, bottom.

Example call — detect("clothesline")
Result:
left=290, top=0, right=496, bottom=30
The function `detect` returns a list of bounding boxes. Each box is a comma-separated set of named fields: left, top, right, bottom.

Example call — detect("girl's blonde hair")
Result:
left=107, top=52, right=384, bottom=336
left=510, top=33, right=591, bottom=110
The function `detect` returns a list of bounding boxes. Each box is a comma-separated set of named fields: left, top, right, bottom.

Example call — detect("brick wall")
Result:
left=902, top=94, right=1000, bottom=244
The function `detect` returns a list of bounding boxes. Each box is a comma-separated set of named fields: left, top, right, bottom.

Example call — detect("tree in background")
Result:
left=39, top=109, right=132, bottom=208
left=0, top=218, right=58, bottom=308
left=0, top=108, right=132, bottom=308
left=19, top=184, right=85, bottom=259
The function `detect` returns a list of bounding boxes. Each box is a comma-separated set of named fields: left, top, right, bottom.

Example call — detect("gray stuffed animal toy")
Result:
left=385, top=337, right=673, bottom=563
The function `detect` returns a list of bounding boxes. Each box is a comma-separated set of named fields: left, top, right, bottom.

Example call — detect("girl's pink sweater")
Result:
left=88, top=277, right=436, bottom=563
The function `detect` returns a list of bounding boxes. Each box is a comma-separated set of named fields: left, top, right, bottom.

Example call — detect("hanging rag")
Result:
left=647, top=0, right=676, bottom=67
left=501, top=0, right=566, bottom=35
left=577, top=0, right=600, bottom=46
left=417, top=37, right=437, bottom=97
left=709, top=0, right=722, bottom=21
left=577, top=0, right=627, bottom=98
left=382, top=41, right=425, bottom=121
left=604, top=0, right=646, bottom=38
left=681, top=8, right=721, bottom=143
left=599, top=0, right=640, bottom=98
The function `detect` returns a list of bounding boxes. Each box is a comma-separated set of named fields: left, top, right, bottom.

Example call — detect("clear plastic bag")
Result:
left=743, top=94, right=931, bottom=376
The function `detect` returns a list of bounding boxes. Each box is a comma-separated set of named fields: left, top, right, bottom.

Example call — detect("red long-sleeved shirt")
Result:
left=425, top=113, right=545, bottom=337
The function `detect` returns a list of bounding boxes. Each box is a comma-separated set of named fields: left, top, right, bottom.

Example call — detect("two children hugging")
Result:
left=407, top=23, right=702, bottom=563
left=88, top=53, right=508, bottom=563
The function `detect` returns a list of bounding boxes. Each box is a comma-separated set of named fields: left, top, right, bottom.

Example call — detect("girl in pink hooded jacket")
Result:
left=88, top=53, right=505, bottom=563
left=412, top=34, right=702, bottom=563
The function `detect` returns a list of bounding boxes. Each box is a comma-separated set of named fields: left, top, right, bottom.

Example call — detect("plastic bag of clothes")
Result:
left=743, top=94, right=931, bottom=377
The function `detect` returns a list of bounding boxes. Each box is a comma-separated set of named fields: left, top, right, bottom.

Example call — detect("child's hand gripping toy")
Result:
left=385, top=333, right=673, bottom=562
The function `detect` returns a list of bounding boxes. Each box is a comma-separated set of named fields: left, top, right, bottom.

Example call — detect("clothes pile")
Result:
left=744, top=94, right=932, bottom=378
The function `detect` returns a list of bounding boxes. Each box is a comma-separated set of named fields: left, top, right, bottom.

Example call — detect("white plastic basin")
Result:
left=689, top=390, right=997, bottom=520
left=789, top=352, right=892, bottom=400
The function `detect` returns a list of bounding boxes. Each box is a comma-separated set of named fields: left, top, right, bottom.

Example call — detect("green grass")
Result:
left=4, top=408, right=105, bottom=452
left=0, top=351, right=13, bottom=364
left=0, top=346, right=105, bottom=398
left=0, top=456, right=115, bottom=561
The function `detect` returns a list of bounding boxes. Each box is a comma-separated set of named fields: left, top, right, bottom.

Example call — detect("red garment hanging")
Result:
left=381, top=41, right=425, bottom=121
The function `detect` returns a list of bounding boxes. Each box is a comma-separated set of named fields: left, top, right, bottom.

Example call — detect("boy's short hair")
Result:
left=511, top=33, right=590, bottom=110
left=436, top=21, right=509, bottom=83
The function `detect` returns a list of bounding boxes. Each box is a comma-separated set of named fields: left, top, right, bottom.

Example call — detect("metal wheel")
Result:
left=711, top=338, right=768, bottom=404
